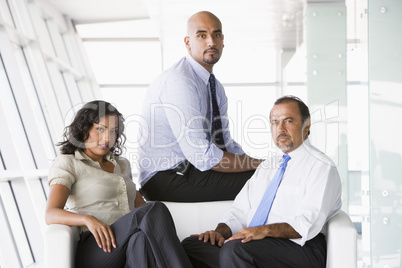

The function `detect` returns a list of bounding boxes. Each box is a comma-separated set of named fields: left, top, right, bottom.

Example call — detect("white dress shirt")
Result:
left=219, top=139, right=342, bottom=246
left=137, top=54, right=244, bottom=187
left=48, top=150, right=137, bottom=233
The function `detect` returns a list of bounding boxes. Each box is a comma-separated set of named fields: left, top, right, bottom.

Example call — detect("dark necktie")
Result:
left=249, top=154, right=291, bottom=227
left=209, top=74, right=226, bottom=151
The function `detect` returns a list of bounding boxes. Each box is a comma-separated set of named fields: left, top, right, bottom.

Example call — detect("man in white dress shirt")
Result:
left=182, top=96, right=342, bottom=267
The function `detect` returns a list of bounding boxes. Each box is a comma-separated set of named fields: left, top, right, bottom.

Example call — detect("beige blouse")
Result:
left=48, top=150, right=137, bottom=233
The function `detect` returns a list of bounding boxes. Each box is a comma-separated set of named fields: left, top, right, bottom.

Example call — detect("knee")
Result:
left=153, top=201, right=168, bottom=210
left=138, top=201, right=169, bottom=216
left=181, top=236, right=199, bottom=251
left=142, top=201, right=174, bottom=225
left=219, top=240, right=247, bottom=264
left=219, top=240, right=237, bottom=259
left=128, top=231, right=146, bottom=248
left=147, top=201, right=169, bottom=213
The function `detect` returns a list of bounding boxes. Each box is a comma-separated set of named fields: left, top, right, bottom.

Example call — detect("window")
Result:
left=0, top=0, right=100, bottom=266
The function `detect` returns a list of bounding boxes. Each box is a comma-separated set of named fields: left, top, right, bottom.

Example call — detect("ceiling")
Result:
left=46, top=0, right=150, bottom=23
left=47, top=0, right=305, bottom=51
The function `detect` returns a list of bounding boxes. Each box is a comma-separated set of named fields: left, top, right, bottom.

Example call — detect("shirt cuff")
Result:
left=225, top=141, right=245, bottom=155
left=48, top=177, right=73, bottom=190
left=286, top=216, right=311, bottom=246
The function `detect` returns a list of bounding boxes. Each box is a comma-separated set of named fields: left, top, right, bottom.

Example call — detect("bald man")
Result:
left=137, top=11, right=263, bottom=202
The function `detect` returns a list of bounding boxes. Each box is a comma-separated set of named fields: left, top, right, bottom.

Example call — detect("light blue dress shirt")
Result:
left=137, top=55, right=244, bottom=187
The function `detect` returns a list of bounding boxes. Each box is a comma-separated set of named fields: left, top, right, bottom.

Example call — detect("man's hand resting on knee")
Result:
left=193, top=230, right=225, bottom=247
left=192, top=223, right=232, bottom=247
left=226, top=223, right=301, bottom=243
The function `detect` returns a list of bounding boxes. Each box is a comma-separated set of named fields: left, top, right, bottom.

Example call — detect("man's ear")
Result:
left=184, top=36, right=190, bottom=50
left=303, top=119, right=311, bottom=140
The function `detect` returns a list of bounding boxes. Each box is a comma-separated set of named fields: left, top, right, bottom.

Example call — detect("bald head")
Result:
left=184, top=11, right=224, bottom=72
left=186, top=11, right=222, bottom=36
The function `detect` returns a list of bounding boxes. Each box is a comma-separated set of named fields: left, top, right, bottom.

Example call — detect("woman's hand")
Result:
left=84, top=215, right=116, bottom=253
left=46, top=185, right=118, bottom=253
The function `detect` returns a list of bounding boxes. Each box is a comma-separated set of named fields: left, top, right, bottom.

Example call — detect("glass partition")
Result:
left=368, top=0, right=402, bottom=267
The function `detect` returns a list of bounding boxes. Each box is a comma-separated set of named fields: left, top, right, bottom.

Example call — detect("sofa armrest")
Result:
left=44, top=224, right=79, bottom=268
left=326, top=210, right=357, bottom=268
left=42, top=202, right=231, bottom=268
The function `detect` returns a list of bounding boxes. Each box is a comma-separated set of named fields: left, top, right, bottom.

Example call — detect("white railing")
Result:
left=0, top=169, right=48, bottom=182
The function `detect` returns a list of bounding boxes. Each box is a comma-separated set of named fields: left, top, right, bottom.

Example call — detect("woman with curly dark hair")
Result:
left=57, top=100, right=126, bottom=156
left=45, top=100, right=191, bottom=268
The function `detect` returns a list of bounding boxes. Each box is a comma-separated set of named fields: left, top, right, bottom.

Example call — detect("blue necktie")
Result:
left=209, top=74, right=226, bottom=151
left=249, top=154, right=291, bottom=227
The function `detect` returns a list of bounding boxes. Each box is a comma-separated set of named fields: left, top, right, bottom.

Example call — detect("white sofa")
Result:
left=44, top=201, right=357, bottom=268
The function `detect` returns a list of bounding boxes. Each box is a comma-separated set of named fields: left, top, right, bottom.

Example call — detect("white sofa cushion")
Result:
left=163, top=201, right=233, bottom=241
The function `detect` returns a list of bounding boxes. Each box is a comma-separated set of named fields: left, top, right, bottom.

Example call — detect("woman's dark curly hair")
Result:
left=58, top=100, right=126, bottom=155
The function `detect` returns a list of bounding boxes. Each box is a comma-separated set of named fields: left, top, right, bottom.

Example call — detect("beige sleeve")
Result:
left=47, top=155, right=76, bottom=190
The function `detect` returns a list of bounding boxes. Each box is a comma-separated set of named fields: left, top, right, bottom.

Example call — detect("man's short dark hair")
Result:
left=274, top=95, right=311, bottom=134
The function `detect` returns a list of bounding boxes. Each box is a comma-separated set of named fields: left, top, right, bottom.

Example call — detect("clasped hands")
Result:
left=193, top=226, right=267, bottom=247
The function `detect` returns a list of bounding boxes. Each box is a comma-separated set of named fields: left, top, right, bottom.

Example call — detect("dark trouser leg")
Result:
left=182, top=236, right=220, bottom=268
left=140, top=164, right=255, bottom=202
left=125, top=231, right=156, bottom=268
left=75, top=202, right=191, bottom=268
left=219, top=234, right=327, bottom=268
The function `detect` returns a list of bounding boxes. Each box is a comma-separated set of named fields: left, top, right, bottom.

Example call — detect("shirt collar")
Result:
left=285, top=138, right=311, bottom=160
left=74, top=150, right=115, bottom=162
left=185, top=54, right=212, bottom=86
